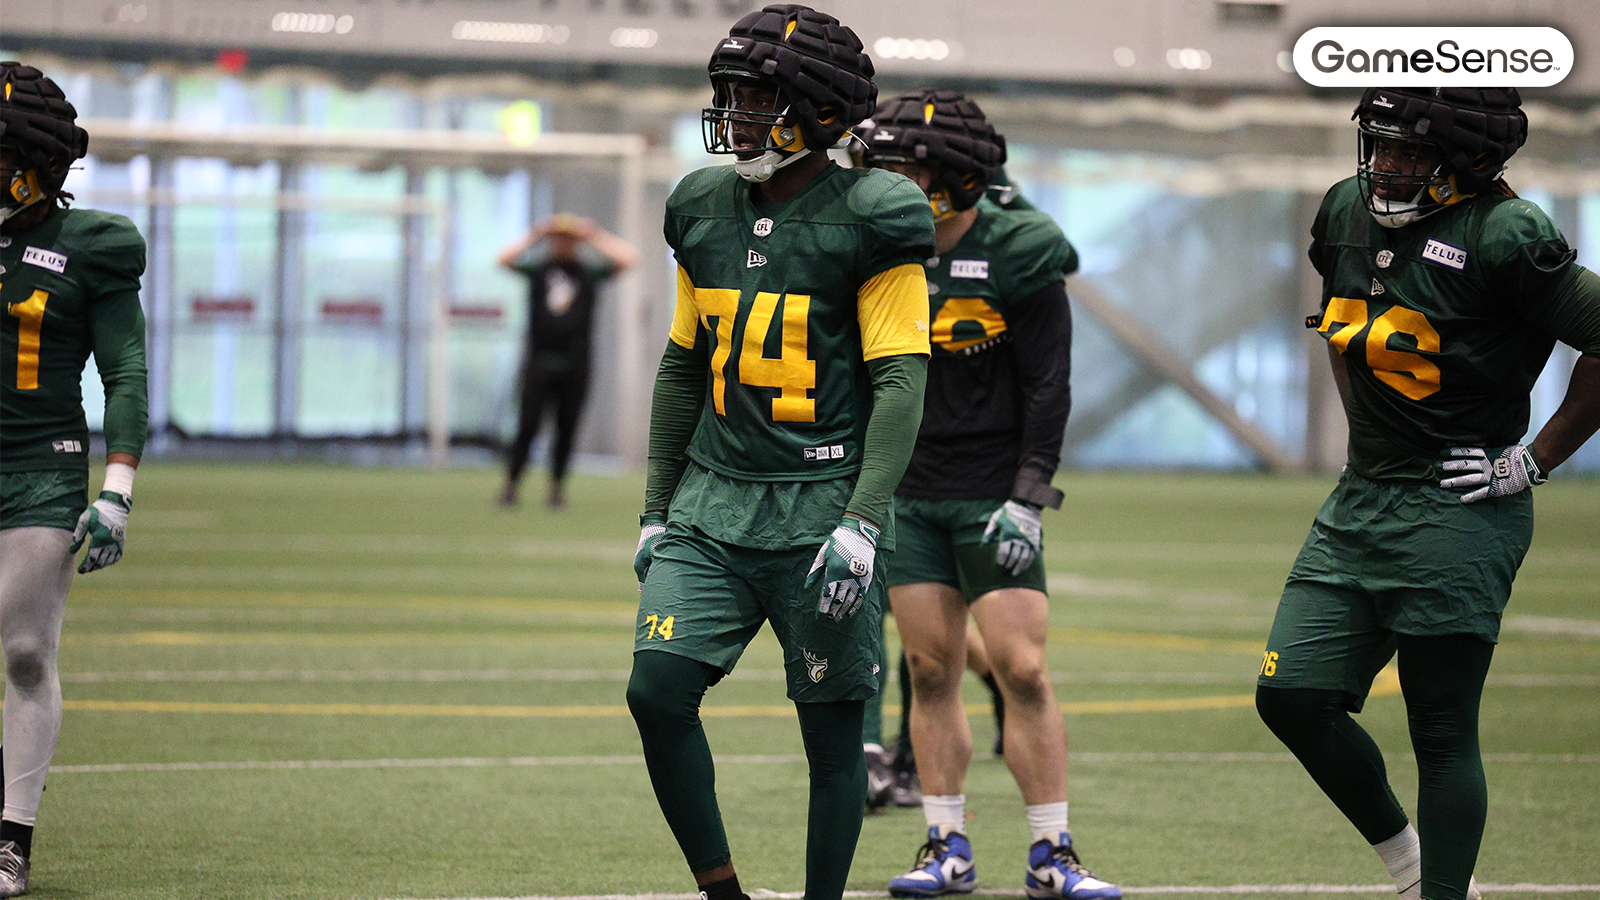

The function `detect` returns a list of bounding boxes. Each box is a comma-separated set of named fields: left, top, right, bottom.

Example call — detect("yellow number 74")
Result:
left=1317, top=296, right=1442, bottom=401
left=696, top=288, right=816, bottom=423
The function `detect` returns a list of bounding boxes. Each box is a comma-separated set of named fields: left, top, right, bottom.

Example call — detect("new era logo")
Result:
left=52, top=440, right=83, bottom=453
left=747, top=250, right=766, bottom=268
left=803, top=444, right=845, bottom=461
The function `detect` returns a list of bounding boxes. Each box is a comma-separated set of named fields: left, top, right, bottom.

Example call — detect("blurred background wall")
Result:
left=5, top=0, right=1598, bottom=472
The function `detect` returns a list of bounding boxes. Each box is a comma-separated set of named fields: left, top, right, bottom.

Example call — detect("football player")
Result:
left=1257, top=87, right=1600, bottom=900
left=859, top=91, right=1119, bottom=900
left=624, top=7, right=934, bottom=900
left=0, top=62, right=149, bottom=897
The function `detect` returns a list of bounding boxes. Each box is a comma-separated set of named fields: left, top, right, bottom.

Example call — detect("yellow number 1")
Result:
left=5, top=288, right=50, bottom=390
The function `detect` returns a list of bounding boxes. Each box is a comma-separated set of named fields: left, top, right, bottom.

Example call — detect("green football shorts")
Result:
left=0, top=469, right=89, bottom=531
left=1258, top=470, right=1532, bottom=706
left=636, top=521, right=884, bottom=703
left=884, top=496, right=1047, bottom=598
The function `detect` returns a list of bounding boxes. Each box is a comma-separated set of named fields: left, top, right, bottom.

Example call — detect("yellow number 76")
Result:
left=1317, top=296, right=1442, bottom=401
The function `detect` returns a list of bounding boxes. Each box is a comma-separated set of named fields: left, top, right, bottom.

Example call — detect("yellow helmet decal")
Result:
left=924, top=102, right=935, bottom=125
left=785, top=19, right=798, bottom=40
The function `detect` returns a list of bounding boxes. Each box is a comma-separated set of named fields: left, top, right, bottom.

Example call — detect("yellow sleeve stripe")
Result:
left=858, top=263, right=931, bottom=361
left=668, top=265, right=701, bottom=349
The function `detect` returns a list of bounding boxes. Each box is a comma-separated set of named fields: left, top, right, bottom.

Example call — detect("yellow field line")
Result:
left=63, top=627, right=1267, bottom=654
left=62, top=670, right=1398, bottom=719
left=61, top=631, right=623, bottom=647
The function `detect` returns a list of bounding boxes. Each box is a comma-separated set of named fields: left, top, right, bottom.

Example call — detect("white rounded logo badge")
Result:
left=753, top=217, right=774, bottom=237
left=1293, top=27, right=1571, bottom=88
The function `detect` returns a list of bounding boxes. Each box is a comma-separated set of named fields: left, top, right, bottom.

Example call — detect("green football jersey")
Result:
left=664, top=163, right=935, bottom=481
left=1310, top=177, right=1600, bottom=480
left=1, top=208, right=148, bottom=474
left=900, top=198, right=1077, bottom=498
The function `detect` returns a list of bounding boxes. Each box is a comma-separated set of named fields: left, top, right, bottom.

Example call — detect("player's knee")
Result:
left=1256, top=685, right=1337, bottom=746
left=4, top=641, right=53, bottom=693
left=903, top=648, right=962, bottom=698
left=993, top=657, right=1050, bottom=707
left=626, top=651, right=710, bottom=733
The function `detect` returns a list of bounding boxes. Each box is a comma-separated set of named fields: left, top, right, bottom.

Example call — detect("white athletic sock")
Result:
left=1374, top=824, right=1421, bottom=895
left=923, top=794, right=966, bottom=833
left=1026, top=801, right=1069, bottom=843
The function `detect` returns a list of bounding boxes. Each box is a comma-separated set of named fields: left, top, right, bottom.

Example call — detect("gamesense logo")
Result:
left=1293, top=27, right=1571, bottom=87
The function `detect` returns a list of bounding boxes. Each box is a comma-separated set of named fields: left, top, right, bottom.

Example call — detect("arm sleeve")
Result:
left=1521, top=265, right=1600, bottom=358
left=845, top=353, right=927, bottom=528
left=1006, top=279, right=1072, bottom=509
left=86, top=218, right=149, bottom=460
left=644, top=270, right=709, bottom=512
left=643, top=340, right=707, bottom=514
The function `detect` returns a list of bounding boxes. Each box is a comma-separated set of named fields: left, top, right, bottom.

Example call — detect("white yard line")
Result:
left=368, top=886, right=1600, bottom=900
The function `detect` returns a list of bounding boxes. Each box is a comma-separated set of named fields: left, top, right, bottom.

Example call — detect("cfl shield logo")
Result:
left=1493, top=458, right=1514, bottom=479
left=803, top=650, right=828, bottom=683
left=1293, top=27, right=1572, bottom=87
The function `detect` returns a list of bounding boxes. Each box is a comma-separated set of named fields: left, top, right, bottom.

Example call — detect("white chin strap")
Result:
left=1370, top=194, right=1424, bottom=229
left=735, top=147, right=811, bottom=183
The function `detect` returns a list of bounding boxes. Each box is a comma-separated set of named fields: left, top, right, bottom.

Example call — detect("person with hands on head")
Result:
left=0, top=61, right=148, bottom=899
left=1257, top=87, right=1600, bottom=900
left=625, top=8, right=933, bottom=900
left=856, top=90, right=1119, bottom=900
left=496, top=213, right=638, bottom=509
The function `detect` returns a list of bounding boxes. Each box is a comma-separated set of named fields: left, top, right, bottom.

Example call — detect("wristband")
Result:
left=103, top=461, right=137, bottom=499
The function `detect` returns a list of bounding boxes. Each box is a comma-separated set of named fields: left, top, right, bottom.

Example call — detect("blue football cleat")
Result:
left=888, top=825, right=976, bottom=898
left=1024, top=832, right=1120, bottom=900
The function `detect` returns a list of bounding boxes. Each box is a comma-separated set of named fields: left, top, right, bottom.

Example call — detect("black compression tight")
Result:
left=1257, top=634, right=1494, bottom=900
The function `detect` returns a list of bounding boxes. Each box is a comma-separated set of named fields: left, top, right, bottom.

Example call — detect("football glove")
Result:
left=1439, top=444, right=1547, bottom=503
left=983, top=499, right=1043, bottom=576
left=634, top=512, right=668, bottom=589
left=806, top=517, right=880, bottom=622
left=70, top=491, right=132, bottom=574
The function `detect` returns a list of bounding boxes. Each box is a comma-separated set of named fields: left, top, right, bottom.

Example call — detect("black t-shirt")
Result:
left=510, top=244, right=619, bottom=358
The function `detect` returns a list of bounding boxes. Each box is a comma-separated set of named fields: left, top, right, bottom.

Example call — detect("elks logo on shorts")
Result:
left=803, top=649, right=828, bottom=683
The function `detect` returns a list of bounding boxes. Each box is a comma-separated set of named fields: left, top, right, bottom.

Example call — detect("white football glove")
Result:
left=1439, top=444, right=1546, bottom=503
left=805, top=517, right=880, bottom=621
left=70, top=491, right=132, bottom=574
left=634, top=512, right=668, bottom=589
left=983, top=499, right=1043, bottom=576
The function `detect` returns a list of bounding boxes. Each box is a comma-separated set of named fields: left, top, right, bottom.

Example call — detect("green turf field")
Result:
left=36, top=463, right=1600, bottom=899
